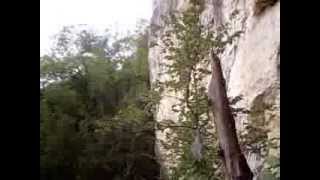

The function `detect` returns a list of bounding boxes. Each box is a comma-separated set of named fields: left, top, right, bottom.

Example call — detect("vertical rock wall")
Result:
left=148, top=0, right=280, bottom=178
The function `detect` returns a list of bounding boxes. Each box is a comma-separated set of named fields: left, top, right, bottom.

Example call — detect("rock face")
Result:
left=148, top=0, right=280, bottom=179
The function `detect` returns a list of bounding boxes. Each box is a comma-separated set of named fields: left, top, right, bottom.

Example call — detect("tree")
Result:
left=40, top=22, right=160, bottom=180
left=208, top=52, right=253, bottom=180
left=157, top=0, right=253, bottom=179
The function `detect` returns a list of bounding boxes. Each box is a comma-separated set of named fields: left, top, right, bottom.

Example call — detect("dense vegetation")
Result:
left=40, top=21, right=160, bottom=180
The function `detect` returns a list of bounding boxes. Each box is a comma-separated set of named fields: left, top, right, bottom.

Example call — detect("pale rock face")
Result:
left=149, top=0, right=280, bottom=178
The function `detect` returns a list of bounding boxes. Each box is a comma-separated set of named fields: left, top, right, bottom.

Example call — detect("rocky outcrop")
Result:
left=149, top=0, right=280, bottom=178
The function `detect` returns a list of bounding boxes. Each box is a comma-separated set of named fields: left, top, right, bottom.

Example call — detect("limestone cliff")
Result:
left=148, top=0, right=280, bottom=179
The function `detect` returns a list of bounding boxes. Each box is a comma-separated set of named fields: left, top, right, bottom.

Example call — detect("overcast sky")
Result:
left=40, top=0, right=153, bottom=55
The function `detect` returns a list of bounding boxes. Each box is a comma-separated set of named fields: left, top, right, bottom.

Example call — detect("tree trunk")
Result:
left=208, top=52, right=253, bottom=180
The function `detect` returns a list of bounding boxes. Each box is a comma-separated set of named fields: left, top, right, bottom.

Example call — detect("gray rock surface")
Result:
left=148, top=0, right=280, bottom=178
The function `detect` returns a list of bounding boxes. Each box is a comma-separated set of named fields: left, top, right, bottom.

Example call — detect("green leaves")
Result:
left=156, top=0, right=246, bottom=177
left=156, top=2, right=229, bottom=179
left=40, top=22, right=160, bottom=180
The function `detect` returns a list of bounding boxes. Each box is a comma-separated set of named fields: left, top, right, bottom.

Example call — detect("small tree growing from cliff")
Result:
left=156, top=0, right=253, bottom=179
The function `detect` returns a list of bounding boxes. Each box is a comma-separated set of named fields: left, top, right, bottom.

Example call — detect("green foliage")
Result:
left=154, top=1, right=242, bottom=179
left=239, top=115, right=280, bottom=179
left=152, top=0, right=278, bottom=179
left=40, top=21, right=160, bottom=180
left=234, top=96, right=280, bottom=179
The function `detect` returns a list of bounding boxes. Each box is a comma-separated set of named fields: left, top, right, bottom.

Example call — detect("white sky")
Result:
left=40, top=0, right=153, bottom=55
